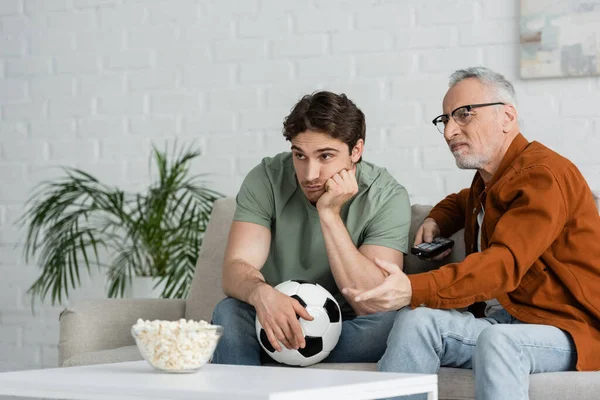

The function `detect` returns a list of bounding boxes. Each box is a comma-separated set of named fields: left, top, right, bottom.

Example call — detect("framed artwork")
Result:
left=520, top=0, right=600, bottom=79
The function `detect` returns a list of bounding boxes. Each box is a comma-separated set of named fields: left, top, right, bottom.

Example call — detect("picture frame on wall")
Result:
left=520, top=0, right=600, bottom=79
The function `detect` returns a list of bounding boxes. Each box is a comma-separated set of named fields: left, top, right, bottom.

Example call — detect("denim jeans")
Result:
left=211, top=296, right=397, bottom=365
left=378, top=307, right=577, bottom=400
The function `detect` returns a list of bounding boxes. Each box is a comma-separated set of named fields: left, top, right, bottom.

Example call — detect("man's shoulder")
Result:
left=515, top=141, right=578, bottom=177
left=240, top=152, right=297, bottom=202
left=235, top=152, right=296, bottom=225
left=354, top=160, right=409, bottom=216
left=359, top=159, right=406, bottom=194
left=499, top=140, right=587, bottom=202
left=261, top=152, right=294, bottom=169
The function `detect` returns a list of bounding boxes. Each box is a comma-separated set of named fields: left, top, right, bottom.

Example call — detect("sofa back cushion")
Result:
left=185, top=197, right=236, bottom=322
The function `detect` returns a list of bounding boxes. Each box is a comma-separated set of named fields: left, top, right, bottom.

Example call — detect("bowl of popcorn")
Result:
left=131, top=318, right=223, bottom=373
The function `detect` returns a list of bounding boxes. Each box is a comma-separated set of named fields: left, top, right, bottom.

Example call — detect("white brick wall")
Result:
left=1, top=0, right=600, bottom=373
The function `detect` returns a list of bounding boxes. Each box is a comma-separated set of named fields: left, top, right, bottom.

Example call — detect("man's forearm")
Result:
left=222, top=260, right=270, bottom=305
left=319, top=212, right=385, bottom=295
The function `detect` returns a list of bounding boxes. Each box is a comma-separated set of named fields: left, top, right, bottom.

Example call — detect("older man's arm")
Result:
left=426, top=188, right=470, bottom=238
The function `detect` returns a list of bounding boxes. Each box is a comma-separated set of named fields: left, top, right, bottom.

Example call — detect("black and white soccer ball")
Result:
left=255, top=280, right=342, bottom=367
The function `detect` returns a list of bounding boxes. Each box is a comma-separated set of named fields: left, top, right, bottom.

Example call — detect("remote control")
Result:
left=410, top=237, right=454, bottom=258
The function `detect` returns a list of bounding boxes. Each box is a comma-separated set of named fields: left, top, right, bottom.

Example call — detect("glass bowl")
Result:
left=131, top=318, right=223, bottom=373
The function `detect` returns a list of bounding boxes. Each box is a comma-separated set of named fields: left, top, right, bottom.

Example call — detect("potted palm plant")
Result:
left=19, top=143, right=222, bottom=306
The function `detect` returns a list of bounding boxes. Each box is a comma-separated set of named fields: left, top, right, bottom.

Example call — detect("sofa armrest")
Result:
left=59, top=298, right=186, bottom=367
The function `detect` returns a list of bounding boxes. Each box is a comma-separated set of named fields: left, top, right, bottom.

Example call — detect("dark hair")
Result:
left=282, top=91, right=366, bottom=159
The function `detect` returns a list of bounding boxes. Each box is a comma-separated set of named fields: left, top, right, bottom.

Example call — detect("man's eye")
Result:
left=295, top=153, right=305, bottom=160
left=455, top=110, right=472, bottom=120
left=321, top=153, right=333, bottom=160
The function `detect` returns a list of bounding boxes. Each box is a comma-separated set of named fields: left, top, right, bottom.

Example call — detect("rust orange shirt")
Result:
left=408, top=134, right=600, bottom=371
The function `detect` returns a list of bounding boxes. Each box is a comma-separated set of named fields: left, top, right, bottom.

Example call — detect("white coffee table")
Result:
left=0, top=361, right=437, bottom=400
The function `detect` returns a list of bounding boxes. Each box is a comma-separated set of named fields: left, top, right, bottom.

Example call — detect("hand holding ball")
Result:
left=255, top=280, right=342, bottom=367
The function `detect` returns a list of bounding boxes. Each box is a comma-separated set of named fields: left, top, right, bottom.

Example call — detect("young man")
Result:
left=211, top=91, right=411, bottom=365
left=344, top=67, right=600, bottom=399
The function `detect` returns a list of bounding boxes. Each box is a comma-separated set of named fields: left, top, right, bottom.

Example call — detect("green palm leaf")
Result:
left=19, top=142, right=222, bottom=307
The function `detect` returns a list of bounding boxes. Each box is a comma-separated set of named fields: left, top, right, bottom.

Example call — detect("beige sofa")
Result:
left=59, top=197, right=600, bottom=399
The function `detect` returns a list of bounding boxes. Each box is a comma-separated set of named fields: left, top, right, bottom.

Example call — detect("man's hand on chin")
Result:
left=316, top=165, right=358, bottom=215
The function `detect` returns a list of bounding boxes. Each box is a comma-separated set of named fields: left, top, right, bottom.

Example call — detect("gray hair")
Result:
left=448, top=67, right=517, bottom=106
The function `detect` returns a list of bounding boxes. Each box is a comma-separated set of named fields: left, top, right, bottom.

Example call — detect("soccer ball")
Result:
left=255, top=280, right=342, bottom=367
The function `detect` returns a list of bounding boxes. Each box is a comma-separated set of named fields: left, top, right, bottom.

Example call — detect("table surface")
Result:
left=0, top=361, right=437, bottom=400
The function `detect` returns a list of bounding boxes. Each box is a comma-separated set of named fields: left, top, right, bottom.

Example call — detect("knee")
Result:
left=475, top=325, right=517, bottom=361
left=211, top=297, right=249, bottom=326
left=389, top=307, right=439, bottom=339
left=476, top=326, right=514, bottom=348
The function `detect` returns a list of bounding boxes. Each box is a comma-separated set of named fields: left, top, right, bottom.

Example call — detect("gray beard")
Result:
left=453, top=153, right=490, bottom=169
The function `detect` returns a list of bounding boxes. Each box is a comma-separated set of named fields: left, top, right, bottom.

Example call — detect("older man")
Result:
left=344, top=67, right=600, bottom=399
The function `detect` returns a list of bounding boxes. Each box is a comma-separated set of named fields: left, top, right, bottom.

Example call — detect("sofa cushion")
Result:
left=59, top=298, right=186, bottom=367
left=185, top=197, right=236, bottom=322
left=63, top=345, right=142, bottom=367
left=437, top=369, right=600, bottom=400
left=529, top=371, right=600, bottom=400
left=593, top=190, right=600, bottom=211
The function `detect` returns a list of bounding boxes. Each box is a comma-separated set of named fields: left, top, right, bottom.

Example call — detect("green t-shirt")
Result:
left=234, top=152, right=411, bottom=318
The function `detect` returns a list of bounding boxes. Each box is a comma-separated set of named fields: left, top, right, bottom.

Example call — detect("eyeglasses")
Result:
left=431, top=102, right=505, bottom=134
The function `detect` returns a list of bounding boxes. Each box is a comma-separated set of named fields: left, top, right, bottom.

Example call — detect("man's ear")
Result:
left=502, top=104, right=518, bottom=133
left=351, top=139, right=364, bottom=163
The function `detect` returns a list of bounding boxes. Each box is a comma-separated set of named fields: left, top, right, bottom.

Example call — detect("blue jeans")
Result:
left=211, top=297, right=397, bottom=365
left=378, top=307, right=577, bottom=400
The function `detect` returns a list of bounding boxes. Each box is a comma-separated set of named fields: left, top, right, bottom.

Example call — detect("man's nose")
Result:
left=443, top=118, right=460, bottom=142
left=305, top=160, right=320, bottom=182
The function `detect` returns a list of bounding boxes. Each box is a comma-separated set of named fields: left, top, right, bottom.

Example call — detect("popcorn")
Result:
left=131, top=318, right=223, bottom=372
